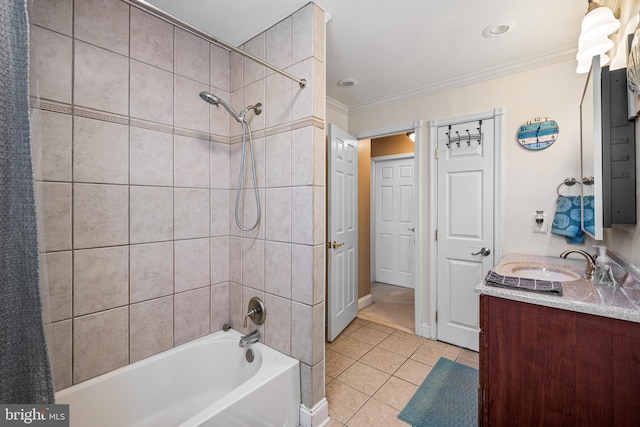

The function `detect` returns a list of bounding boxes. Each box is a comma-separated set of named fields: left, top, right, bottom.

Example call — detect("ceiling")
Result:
left=142, top=0, right=588, bottom=110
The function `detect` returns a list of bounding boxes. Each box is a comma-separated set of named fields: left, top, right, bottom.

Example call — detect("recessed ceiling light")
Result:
left=482, top=20, right=517, bottom=38
left=338, top=78, right=358, bottom=88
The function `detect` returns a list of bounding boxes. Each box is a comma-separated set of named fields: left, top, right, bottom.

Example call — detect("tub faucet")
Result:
left=559, top=249, right=596, bottom=279
left=239, top=329, right=260, bottom=347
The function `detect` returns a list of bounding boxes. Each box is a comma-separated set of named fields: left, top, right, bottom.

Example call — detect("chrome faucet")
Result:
left=239, top=329, right=260, bottom=347
left=559, top=249, right=596, bottom=279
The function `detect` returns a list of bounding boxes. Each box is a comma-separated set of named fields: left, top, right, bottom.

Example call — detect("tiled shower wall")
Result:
left=28, top=0, right=327, bottom=410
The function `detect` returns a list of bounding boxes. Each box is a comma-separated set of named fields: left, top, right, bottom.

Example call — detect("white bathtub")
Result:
left=55, top=329, right=301, bottom=427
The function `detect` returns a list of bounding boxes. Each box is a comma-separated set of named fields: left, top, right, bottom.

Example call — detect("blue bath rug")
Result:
left=398, top=357, right=478, bottom=427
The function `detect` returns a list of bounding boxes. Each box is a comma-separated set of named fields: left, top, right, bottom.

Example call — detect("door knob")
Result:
left=327, top=241, right=344, bottom=249
left=471, top=247, right=491, bottom=256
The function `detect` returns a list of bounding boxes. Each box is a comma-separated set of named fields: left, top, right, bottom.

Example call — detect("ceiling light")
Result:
left=406, top=132, right=415, bottom=142
left=576, top=36, right=613, bottom=62
left=337, top=78, right=358, bottom=88
left=482, top=20, right=517, bottom=38
left=576, top=53, right=610, bottom=74
left=580, top=3, right=621, bottom=41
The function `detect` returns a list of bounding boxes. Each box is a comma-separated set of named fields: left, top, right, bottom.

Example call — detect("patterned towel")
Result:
left=551, top=195, right=584, bottom=244
left=583, top=195, right=595, bottom=235
left=484, top=270, right=563, bottom=295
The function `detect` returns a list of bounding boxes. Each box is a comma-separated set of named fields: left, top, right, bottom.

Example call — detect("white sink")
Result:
left=500, top=262, right=582, bottom=282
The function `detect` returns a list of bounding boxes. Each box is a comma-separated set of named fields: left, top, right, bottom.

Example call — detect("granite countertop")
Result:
left=476, top=253, right=640, bottom=323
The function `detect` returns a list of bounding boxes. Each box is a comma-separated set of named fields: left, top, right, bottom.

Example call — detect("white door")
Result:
left=436, top=119, right=495, bottom=351
left=373, top=156, right=415, bottom=288
left=327, top=124, right=358, bottom=342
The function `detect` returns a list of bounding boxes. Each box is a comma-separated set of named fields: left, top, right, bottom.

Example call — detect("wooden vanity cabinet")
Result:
left=479, top=295, right=640, bottom=427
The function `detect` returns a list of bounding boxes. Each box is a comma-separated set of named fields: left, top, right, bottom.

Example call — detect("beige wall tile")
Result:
left=130, top=186, right=173, bottom=244
left=210, top=142, right=230, bottom=189
left=229, top=237, right=242, bottom=284
left=174, top=76, right=209, bottom=133
left=74, top=41, right=129, bottom=115
left=265, top=131, right=291, bottom=187
left=291, top=186, right=312, bottom=245
left=41, top=182, right=72, bottom=252
left=174, top=238, right=210, bottom=293
left=291, top=301, right=312, bottom=365
left=74, top=0, right=129, bottom=56
left=264, top=294, right=291, bottom=355
left=130, top=7, right=173, bottom=72
left=265, top=187, right=291, bottom=242
left=265, top=72, right=292, bottom=128
left=239, top=188, right=266, bottom=240
left=291, top=244, right=313, bottom=304
left=130, top=127, right=174, bottom=187
left=243, top=34, right=265, bottom=86
left=130, top=242, right=174, bottom=303
left=42, top=251, right=72, bottom=323
left=28, top=0, right=72, bottom=36
left=301, top=360, right=325, bottom=409
left=208, top=89, right=232, bottom=137
left=74, top=246, right=129, bottom=316
left=174, top=135, right=210, bottom=188
left=175, top=28, right=210, bottom=84
left=313, top=126, right=326, bottom=186
left=292, top=4, right=313, bottom=64
left=174, top=188, right=210, bottom=239
left=44, top=320, right=72, bottom=391
left=73, top=307, right=129, bottom=383
left=313, top=186, right=325, bottom=245
left=228, top=282, right=243, bottom=330
left=174, top=287, right=210, bottom=346
left=30, top=109, right=72, bottom=182
left=130, top=296, right=173, bottom=362
left=290, top=58, right=314, bottom=121
left=266, top=17, right=292, bottom=70
left=73, top=184, right=128, bottom=249
left=211, top=282, right=229, bottom=331
left=312, top=4, right=326, bottom=62
left=291, top=126, right=313, bottom=186
left=73, top=117, right=128, bottom=184
left=210, top=45, right=230, bottom=92
left=313, top=245, right=325, bottom=305
left=130, top=60, right=174, bottom=125
left=230, top=51, right=243, bottom=92
left=29, top=25, right=72, bottom=104
left=211, top=189, right=230, bottom=236
left=242, top=238, right=264, bottom=291
left=265, top=241, right=291, bottom=299
left=210, top=236, right=230, bottom=285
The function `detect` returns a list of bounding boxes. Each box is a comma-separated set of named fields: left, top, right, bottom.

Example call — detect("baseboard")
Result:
left=299, top=398, right=330, bottom=427
left=420, top=322, right=432, bottom=339
left=358, top=294, right=373, bottom=310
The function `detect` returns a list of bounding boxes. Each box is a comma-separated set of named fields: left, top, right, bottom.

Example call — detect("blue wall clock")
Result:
left=517, top=117, right=559, bottom=150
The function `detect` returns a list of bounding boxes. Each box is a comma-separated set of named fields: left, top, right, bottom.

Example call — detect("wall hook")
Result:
left=455, top=131, right=461, bottom=147
left=446, top=125, right=452, bottom=148
left=477, top=120, right=483, bottom=145
left=466, top=129, right=471, bottom=146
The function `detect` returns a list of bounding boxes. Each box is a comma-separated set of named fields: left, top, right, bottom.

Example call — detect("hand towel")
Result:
left=484, top=270, right=563, bottom=295
left=551, top=195, right=584, bottom=244
left=583, top=195, right=595, bottom=235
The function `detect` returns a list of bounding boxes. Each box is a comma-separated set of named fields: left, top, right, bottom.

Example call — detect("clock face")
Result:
left=517, top=117, right=559, bottom=150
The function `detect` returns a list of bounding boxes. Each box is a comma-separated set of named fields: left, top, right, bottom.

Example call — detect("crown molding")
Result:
left=326, top=97, right=349, bottom=116
left=347, top=47, right=578, bottom=115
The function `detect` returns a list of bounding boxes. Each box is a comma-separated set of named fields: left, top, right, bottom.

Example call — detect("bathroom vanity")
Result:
left=477, top=253, right=640, bottom=426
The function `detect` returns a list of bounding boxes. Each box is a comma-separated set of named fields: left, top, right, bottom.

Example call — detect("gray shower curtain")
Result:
left=0, top=0, right=54, bottom=403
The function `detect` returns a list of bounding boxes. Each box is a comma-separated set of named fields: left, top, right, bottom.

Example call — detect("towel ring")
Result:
left=556, top=177, right=581, bottom=196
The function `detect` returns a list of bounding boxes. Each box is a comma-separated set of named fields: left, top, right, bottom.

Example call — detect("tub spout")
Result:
left=239, top=329, right=260, bottom=347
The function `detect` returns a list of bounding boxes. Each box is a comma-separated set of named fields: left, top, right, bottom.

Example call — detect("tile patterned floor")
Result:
left=325, top=318, right=479, bottom=427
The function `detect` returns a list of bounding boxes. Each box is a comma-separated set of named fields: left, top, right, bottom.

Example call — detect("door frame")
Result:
left=370, top=153, right=416, bottom=287
left=354, top=121, right=423, bottom=335
left=428, top=108, right=504, bottom=341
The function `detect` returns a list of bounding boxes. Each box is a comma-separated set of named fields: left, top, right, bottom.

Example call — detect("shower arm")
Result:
left=125, top=0, right=307, bottom=88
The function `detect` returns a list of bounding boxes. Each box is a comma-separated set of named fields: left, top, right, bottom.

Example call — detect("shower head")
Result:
left=199, top=91, right=242, bottom=122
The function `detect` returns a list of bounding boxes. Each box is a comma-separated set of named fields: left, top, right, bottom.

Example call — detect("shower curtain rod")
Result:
left=125, top=0, right=307, bottom=88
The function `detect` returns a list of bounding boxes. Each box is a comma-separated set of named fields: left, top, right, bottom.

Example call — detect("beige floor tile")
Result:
left=373, top=376, right=418, bottom=411
left=410, top=339, right=461, bottom=366
left=352, top=317, right=370, bottom=327
left=347, top=398, right=409, bottom=427
left=326, top=348, right=356, bottom=378
left=394, top=359, right=433, bottom=386
left=336, top=361, right=390, bottom=396
left=391, top=329, right=427, bottom=345
left=326, top=418, right=344, bottom=427
left=328, top=336, right=374, bottom=360
left=365, top=321, right=398, bottom=334
left=326, top=332, right=348, bottom=348
left=349, top=325, right=390, bottom=346
left=326, top=380, right=369, bottom=423
left=377, top=333, right=422, bottom=358
left=326, top=375, right=333, bottom=386
left=457, top=348, right=480, bottom=370
left=341, top=321, right=364, bottom=336
left=359, top=347, right=407, bottom=374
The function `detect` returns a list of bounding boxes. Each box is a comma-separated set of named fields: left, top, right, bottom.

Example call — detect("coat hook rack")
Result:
left=477, top=120, right=483, bottom=145
left=466, top=129, right=471, bottom=146
left=455, top=131, right=461, bottom=147
left=446, top=125, right=452, bottom=148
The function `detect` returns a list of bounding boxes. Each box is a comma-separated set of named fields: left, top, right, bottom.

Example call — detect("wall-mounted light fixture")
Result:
left=406, top=132, right=415, bottom=142
left=576, top=1, right=620, bottom=74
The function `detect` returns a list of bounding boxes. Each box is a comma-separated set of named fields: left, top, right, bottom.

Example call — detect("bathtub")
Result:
left=55, top=329, right=301, bottom=427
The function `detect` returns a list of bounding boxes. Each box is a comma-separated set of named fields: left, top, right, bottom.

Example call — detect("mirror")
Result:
left=580, top=55, right=604, bottom=240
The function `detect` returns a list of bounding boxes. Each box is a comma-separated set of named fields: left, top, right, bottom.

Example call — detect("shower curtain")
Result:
left=0, top=0, right=54, bottom=403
